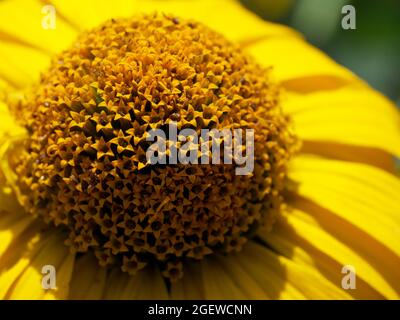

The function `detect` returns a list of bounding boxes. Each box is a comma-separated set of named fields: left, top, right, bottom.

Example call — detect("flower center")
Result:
left=12, top=14, right=296, bottom=281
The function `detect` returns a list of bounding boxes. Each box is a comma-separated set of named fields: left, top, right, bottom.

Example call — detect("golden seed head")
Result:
left=12, top=14, right=296, bottom=281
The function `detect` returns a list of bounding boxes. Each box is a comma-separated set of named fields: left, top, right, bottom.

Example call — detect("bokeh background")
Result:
left=240, top=0, right=400, bottom=105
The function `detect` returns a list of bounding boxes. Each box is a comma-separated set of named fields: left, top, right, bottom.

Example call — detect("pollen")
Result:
left=11, top=14, right=296, bottom=281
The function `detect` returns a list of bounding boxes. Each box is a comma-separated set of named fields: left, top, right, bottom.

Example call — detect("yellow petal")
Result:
left=48, top=0, right=140, bottom=30
left=289, top=155, right=400, bottom=258
left=284, top=86, right=400, bottom=157
left=172, top=245, right=302, bottom=299
left=171, top=261, right=205, bottom=299
left=5, top=231, right=75, bottom=300
left=49, top=0, right=296, bottom=42
left=241, top=242, right=352, bottom=299
left=198, top=241, right=349, bottom=299
left=0, top=230, right=45, bottom=299
left=0, top=100, right=26, bottom=141
left=43, top=251, right=75, bottom=300
left=103, top=266, right=168, bottom=299
left=0, top=101, right=27, bottom=213
left=0, top=175, right=24, bottom=215
left=0, top=227, right=70, bottom=299
left=0, top=78, right=11, bottom=95
left=217, top=244, right=306, bottom=299
left=0, top=41, right=51, bottom=88
left=69, top=253, right=107, bottom=299
left=0, top=101, right=27, bottom=203
left=132, top=0, right=297, bottom=43
left=0, top=0, right=77, bottom=54
left=202, top=252, right=270, bottom=299
left=0, top=211, right=34, bottom=258
left=246, top=36, right=357, bottom=88
left=260, top=208, right=399, bottom=299
left=201, top=256, right=252, bottom=299
left=300, top=141, right=397, bottom=174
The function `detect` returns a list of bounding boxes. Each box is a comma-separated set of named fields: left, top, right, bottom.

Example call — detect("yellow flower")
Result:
left=0, top=0, right=399, bottom=300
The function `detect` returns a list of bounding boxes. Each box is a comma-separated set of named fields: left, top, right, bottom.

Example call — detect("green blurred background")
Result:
left=240, top=0, right=400, bottom=104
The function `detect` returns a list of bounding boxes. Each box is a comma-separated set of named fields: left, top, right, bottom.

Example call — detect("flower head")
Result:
left=0, top=0, right=399, bottom=300
left=10, top=14, right=296, bottom=281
